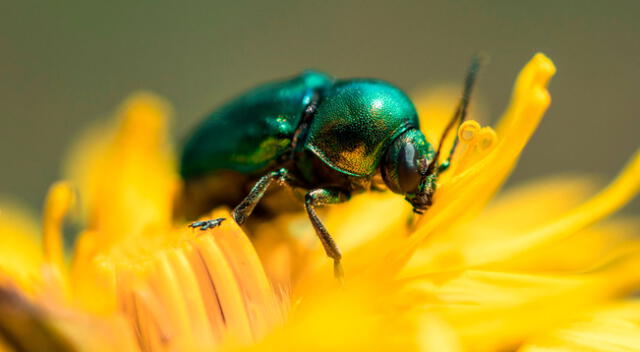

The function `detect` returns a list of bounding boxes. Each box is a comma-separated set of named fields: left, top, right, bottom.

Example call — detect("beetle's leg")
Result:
left=232, top=168, right=291, bottom=225
left=304, top=188, right=350, bottom=279
left=189, top=218, right=226, bottom=231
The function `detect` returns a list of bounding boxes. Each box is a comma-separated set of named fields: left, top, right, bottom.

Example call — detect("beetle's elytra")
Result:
left=179, top=59, right=480, bottom=277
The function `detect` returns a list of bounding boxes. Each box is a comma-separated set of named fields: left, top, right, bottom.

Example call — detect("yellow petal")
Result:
left=519, top=301, right=640, bottom=352
left=65, top=92, right=177, bottom=249
left=471, top=150, right=639, bottom=268
left=0, top=200, right=42, bottom=292
left=70, top=248, right=118, bottom=313
left=418, top=314, right=463, bottom=352
left=0, top=286, right=76, bottom=351
left=471, top=176, right=597, bottom=232
left=235, top=284, right=419, bottom=352
left=402, top=174, right=635, bottom=275
left=501, top=219, right=640, bottom=272
left=211, top=213, right=283, bottom=337
left=90, top=209, right=286, bottom=350
left=398, top=249, right=640, bottom=352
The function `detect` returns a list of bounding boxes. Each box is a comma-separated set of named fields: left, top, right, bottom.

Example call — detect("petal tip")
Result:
left=479, top=127, right=497, bottom=151
left=459, top=121, right=481, bottom=142
left=45, top=181, right=75, bottom=220
left=530, top=53, right=556, bottom=86
left=119, top=91, right=173, bottom=136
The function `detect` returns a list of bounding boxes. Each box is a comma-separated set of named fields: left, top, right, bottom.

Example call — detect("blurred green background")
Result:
left=1, top=0, right=638, bottom=213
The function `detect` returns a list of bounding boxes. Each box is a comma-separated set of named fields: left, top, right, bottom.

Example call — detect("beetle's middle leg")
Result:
left=232, top=168, right=291, bottom=225
left=188, top=168, right=291, bottom=231
left=304, top=188, right=350, bottom=278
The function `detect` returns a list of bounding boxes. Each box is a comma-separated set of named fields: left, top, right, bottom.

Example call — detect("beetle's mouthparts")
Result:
left=406, top=173, right=434, bottom=215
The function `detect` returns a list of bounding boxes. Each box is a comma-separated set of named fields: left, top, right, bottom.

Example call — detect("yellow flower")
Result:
left=0, top=53, right=638, bottom=352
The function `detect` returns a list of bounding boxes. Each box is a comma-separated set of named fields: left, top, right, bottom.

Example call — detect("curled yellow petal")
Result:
left=440, top=53, right=555, bottom=204
left=42, top=182, right=74, bottom=279
left=444, top=121, right=498, bottom=180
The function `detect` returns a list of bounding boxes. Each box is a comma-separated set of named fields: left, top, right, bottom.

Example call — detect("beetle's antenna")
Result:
left=428, top=55, right=482, bottom=176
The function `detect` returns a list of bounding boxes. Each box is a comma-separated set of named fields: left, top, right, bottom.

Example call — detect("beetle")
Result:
left=180, top=58, right=480, bottom=277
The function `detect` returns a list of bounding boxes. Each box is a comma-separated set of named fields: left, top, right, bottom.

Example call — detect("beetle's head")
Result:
left=380, top=128, right=436, bottom=214
left=379, top=56, right=482, bottom=214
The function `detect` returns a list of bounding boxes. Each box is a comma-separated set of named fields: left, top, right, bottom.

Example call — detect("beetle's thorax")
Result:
left=282, top=86, right=375, bottom=195
left=300, top=79, right=420, bottom=178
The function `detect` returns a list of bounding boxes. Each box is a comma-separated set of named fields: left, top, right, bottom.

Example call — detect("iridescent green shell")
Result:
left=303, top=80, right=419, bottom=177
left=180, top=70, right=333, bottom=178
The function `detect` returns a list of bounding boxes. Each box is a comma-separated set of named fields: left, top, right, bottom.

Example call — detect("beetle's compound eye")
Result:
left=398, top=143, right=421, bottom=193
left=381, top=129, right=432, bottom=195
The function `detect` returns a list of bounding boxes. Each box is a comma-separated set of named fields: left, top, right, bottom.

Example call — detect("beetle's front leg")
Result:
left=304, top=188, right=350, bottom=278
left=232, top=168, right=291, bottom=225
left=188, top=168, right=291, bottom=231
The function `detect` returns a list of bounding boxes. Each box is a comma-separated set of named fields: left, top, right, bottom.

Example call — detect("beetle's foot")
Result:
left=231, top=209, right=249, bottom=225
left=333, top=259, right=344, bottom=282
left=231, top=209, right=247, bottom=226
left=188, top=218, right=226, bottom=231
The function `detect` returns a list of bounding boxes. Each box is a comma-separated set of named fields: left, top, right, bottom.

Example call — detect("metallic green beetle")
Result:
left=180, top=59, right=480, bottom=277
